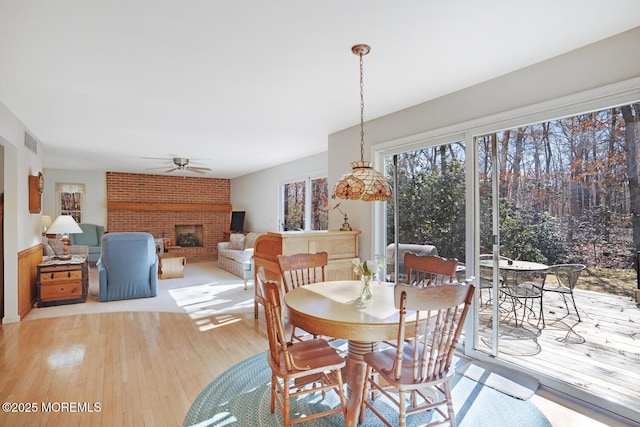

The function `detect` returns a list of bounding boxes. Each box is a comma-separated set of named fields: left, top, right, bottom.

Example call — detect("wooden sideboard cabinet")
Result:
left=253, top=230, right=360, bottom=318
left=37, top=256, right=88, bottom=307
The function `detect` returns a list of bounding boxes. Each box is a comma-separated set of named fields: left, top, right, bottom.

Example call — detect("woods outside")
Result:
left=387, top=102, right=640, bottom=297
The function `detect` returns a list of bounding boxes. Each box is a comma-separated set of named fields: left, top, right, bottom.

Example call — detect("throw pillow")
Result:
left=228, top=233, right=246, bottom=250
left=42, top=237, right=56, bottom=257
left=47, top=238, right=64, bottom=256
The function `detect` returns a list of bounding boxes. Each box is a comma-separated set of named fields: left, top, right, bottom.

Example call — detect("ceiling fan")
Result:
left=147, top=157, right=212, bottom=174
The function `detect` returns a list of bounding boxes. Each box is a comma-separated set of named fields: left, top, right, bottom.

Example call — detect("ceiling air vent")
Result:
left=24, top=131, right=38, bottom=154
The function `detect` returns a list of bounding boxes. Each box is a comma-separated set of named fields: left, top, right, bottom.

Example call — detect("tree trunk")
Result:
left=620, top=104, right=640, bottom=252
left=511, top=128, right=525, bottom=197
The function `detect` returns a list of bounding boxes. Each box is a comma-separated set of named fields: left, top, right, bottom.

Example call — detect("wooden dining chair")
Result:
left=404, top=253, right=458, bottom=287
left=256, top=267, right=347, bottom=426
left=277, top=251, right=329, bottom=341
left=360, top=282, right=475, bottom=427
left=277, top=251, right=328, bottom=292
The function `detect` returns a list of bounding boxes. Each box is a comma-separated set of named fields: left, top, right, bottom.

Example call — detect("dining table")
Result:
left=284, top=279, right=403, bottom=427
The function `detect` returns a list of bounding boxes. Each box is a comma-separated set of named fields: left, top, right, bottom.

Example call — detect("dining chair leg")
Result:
left=398, top=389, right=407, bottom=427
left=283, top=380, right=290, bottom=427
left=444, top=381, right=456, bottom=427
left=270, top=374, right=276, bottom=413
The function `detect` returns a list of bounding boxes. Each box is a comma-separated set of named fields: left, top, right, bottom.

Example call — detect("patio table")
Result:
left=479, top=259, right=548, bottom=326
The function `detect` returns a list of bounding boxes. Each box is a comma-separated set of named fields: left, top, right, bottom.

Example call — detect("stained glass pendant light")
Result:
left=332, top=44, right=392, bottom=202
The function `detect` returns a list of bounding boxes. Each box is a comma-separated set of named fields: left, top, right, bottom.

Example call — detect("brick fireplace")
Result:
left=106, top=172, right=231, bottom=262
left=175, top=224, right=203, bottom=247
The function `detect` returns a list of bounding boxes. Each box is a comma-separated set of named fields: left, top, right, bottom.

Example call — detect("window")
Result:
left=282, top=175, right=328, bottom=231
left=56, top=183, right=85, bottom=223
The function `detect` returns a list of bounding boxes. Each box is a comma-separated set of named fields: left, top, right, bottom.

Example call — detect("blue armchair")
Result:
left=70, top=223, right=105, bottom=263
left=97, top=232, right=158, bottom=302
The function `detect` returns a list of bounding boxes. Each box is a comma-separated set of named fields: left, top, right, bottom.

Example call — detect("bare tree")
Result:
left=620, top=103, right=640, bottom=252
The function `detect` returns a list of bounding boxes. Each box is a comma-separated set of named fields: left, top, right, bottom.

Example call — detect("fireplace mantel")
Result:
left=108, top=202, right=232, bottom=212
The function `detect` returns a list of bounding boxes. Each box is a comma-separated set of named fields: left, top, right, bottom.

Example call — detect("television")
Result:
left=230, top=211, right=245, bottom=232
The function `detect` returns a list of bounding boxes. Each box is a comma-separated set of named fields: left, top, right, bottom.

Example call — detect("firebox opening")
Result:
left=175, top=224, right=203, bottom=247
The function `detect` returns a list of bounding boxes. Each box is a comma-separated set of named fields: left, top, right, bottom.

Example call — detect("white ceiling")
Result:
left=2, top=1, right=639, bottom=178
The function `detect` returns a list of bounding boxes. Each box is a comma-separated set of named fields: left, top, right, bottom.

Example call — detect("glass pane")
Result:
left=283, top=180, right=305, bottom=231
left=60, top=192, right=82, bottom=223
left=479, top=102, right=640, bottom=414
left=310, top=177, right=328, bottom=230
left=385, top=141, right=466, bottom=282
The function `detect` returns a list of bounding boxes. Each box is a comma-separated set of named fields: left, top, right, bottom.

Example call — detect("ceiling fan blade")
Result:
left=188, top=166, right=212, bottom=172
left=164, top=167, right=179, bottom=173
left=187, top=167, right=208, bottom=174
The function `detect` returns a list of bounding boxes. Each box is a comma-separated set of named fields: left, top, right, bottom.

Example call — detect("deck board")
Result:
left=478, top=288, right=640, bottom=416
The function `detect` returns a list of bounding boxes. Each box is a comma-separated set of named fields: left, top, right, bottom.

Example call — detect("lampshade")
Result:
left=41, top=215, right=52, bottom=228
left=47, top=215, right=83, bottom=235
left=332, top=44, right=392, bottom=202
left=332, top=161, right=393, bottom=201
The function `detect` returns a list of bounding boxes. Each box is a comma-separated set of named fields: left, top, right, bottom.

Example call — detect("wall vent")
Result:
left=24, top=131, right=38, bottom=154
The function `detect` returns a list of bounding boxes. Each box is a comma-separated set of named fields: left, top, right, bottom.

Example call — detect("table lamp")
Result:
left=46, top=215, right=83, bottom=260
left=41, top=215, right=52, bottom=236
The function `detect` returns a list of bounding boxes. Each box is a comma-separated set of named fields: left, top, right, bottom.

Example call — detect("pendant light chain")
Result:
left=359, top=49, right=366, bottom=163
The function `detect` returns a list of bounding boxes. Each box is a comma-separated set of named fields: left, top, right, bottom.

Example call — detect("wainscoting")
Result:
left=17, top=243, right=43, bottom=319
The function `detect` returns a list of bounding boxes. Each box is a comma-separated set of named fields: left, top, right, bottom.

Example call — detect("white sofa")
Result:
left=217, top=232, right=262, bottom=288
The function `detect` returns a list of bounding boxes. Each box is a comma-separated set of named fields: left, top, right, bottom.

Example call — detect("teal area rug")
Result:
left=184, top=352, right=551, bottom=427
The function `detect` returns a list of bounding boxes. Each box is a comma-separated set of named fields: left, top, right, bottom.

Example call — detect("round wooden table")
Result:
left=284, top=280, right=401, bottom=427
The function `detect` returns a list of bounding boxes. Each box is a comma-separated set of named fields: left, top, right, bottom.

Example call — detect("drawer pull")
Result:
left=68, top=271, right=71, bottom=278
left=50, top=273, right=55, bottom=279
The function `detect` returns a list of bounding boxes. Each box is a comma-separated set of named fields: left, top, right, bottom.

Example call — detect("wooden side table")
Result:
left=37, top=256, right=88, bottom=307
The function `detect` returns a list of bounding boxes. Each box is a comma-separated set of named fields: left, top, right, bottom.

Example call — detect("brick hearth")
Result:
left=106, top=172, right=231, bottom=262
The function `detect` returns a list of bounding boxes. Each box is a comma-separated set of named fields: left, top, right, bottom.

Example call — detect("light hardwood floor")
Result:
left=0, top=308, right=624, bottom=427
left=0, top=311, right=268, bottom=427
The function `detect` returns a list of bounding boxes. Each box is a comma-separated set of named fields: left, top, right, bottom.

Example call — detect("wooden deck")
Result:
left=477, top=287, right=640, bottom=418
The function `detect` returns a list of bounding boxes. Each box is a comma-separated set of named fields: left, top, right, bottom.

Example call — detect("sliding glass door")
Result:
left=471, top=103, right=640, bottom=420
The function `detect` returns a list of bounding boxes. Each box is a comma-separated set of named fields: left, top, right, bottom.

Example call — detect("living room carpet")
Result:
left=24, top=261, right=255, bottom=320
left=183, top=352, right=552, bottom=427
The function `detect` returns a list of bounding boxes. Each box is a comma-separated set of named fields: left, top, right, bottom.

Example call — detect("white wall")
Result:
left=231, top=151, right=327, bottom=233
left=42, top=169, right=107, bottom=227
left=0, top=100, right=44, bottom=323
